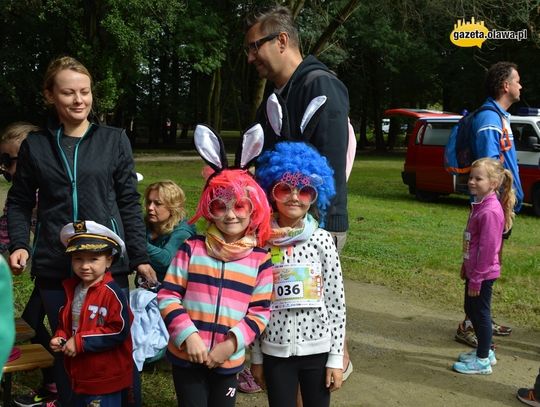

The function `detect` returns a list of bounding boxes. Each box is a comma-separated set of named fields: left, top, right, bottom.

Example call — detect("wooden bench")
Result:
left=2, top=344, right=54, bottom=406
left=15, top=317, right=36, bottom=343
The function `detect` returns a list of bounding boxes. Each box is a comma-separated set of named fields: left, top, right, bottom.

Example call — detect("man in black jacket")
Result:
left=245, top=5, right=352, bottom=383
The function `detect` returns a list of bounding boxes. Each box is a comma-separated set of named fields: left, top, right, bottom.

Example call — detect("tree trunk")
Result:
left=310, top=0, right=362, bottom=56
left=212, top=67, right=223, bottom=131
left=167, top=55, right=180, bottom=146
left=250, top=78, right=267, bottom=123
left=287, top=0, right=305, bottom=19
left=359, top=104, right=368, bottom=148
left=206, top=71, right=217, bottom=124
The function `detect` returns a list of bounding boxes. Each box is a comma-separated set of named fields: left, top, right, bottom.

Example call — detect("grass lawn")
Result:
left=5, top=151, right=540, bottom=405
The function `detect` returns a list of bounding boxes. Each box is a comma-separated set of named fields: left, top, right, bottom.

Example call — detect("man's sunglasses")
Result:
left=244, top=32, right=280, bottom=56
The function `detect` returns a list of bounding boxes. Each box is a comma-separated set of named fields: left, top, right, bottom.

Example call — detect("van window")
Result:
left=511, top=122, right=540, bottom=151
left=421, top=122, right=454, bottom=146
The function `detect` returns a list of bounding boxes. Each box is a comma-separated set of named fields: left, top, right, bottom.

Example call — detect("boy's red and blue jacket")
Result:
left=157, top=235, right=273, bottom=374
left=55, top=272, right=133, bottom=394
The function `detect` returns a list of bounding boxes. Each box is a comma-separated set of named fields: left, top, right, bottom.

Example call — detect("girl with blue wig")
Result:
left=251, top=141, right=346, bottom=407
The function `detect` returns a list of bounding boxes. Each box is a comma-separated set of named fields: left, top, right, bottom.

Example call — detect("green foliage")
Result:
left=1, top=0, right=540, bottom=141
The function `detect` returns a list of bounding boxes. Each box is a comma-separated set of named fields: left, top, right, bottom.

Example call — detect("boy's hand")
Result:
left=206, top=337, right=236, bottom=369
left=63, top=337, right=77, bottom=357
left=250, top=363, right=266, bottom=390
left=50, top=337, right=66, bottom=352
left=184, top=333, right=207, bottom=364
left=326, top=367, right=343, bottom=392
left=9, top=249, right=28, bottom=275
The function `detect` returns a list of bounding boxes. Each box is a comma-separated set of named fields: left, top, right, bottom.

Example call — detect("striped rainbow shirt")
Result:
left=157, top=235, right=273, bottom=374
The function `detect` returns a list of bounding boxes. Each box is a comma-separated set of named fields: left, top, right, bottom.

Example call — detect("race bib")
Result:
left=271, top=263, right=323, bottom=310
left=463, top=231, right=471, bottom=259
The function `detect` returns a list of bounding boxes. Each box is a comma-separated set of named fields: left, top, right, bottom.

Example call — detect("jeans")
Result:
left=74, top=391, right=121, bottom=407
left=37, top=281, right=73, bottom=406
left=464, top=279, right=495, bottom=359
left=21, top=284, right=54, bottom=384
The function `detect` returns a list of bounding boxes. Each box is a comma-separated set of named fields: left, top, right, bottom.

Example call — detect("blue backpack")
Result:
left=444, top=106, right=505, bottom=175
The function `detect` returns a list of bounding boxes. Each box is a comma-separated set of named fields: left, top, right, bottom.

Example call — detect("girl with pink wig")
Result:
left=157, top=124, right=273, bottom=407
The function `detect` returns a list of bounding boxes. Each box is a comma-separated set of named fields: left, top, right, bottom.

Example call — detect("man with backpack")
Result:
left=243, top=5, right=353, bottom=391
left=455, top=61, right=524, bottom=348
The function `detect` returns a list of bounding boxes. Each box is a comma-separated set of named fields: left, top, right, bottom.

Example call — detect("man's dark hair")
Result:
left=245, top=5, right=300, bottom=48
left=485, top=61, right=518, bottom=99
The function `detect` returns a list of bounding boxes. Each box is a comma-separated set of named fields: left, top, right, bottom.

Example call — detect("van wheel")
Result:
left=415, top=190, right=439, bottom=202
left=533, top=185, right=540, bottom=216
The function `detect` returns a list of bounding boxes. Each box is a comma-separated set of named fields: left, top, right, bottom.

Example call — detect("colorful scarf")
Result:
left=268, top=213, right=318, bottom=247
left=205, top=223, right=257, bottom=262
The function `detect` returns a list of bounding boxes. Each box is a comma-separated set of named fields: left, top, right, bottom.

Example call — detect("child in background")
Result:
left=252, top=142, right=346, bottom=407
left=0, top=122, right=39, bottom=251
left=143, top=180, right=195, bottom=283
left=452, top=157, right=515, bottom=375
left=157, top=124, right=273, bottom=407
left=50, top=220, right=133, bottom=407
left=1, top=122, right=58, bottom=407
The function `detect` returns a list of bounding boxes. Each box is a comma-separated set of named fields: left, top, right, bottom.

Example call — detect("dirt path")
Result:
left=237, top=279, right=540, bottom=407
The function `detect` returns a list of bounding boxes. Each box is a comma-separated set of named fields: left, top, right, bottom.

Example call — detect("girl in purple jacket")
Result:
left=453, top=157, right=516, bottom=375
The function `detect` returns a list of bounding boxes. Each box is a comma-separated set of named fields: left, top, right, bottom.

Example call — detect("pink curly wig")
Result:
left=190, top=169, right=272, bottom=246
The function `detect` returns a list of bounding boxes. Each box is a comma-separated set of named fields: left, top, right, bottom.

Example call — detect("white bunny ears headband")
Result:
left=265, top=92, right=327, bottom=140
left=193, top=123, right=265, bottom=173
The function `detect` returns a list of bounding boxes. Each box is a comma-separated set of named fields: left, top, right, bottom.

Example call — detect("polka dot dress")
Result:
left=258, top=228, right=346, bottom=360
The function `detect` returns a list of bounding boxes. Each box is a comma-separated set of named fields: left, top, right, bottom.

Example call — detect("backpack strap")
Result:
left=472, top=105, right=512, bottom=158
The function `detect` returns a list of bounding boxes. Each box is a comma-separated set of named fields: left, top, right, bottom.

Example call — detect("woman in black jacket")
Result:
left=7, top=56, right=155, bottom=407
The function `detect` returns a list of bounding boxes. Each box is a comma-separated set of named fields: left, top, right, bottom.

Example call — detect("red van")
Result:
left=385, top=108, right=540, bottom=216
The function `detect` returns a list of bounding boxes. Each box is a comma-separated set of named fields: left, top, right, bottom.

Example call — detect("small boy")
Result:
left=50, top=220, right=133, bottom=407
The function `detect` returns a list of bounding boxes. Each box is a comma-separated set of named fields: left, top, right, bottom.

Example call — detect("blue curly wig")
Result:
left=255, top=142, right=335, bottom=226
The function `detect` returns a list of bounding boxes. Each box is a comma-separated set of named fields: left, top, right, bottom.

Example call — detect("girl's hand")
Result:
left=184, top=333, right=208, bottom=364
left=63, top=337, right=77, bottom=357
left=206, top=337, right=236, bottom=369
left=460, top=264, right=466, bottom=280
left=50, top=337, right=65, bottom=352
left=250, top=363, right=266, bottom=390
left=467, top=288, right=480, bottom=297
left=326, top=367, right=343, bottom=392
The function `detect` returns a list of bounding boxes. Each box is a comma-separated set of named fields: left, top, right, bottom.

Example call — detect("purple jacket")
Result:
left=463, top=192, right=504, bottom=291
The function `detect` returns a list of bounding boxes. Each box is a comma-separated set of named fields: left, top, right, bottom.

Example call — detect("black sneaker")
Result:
left=13, top=387, right=57, bottom=407
left=517, top=388, right=540, bottom=407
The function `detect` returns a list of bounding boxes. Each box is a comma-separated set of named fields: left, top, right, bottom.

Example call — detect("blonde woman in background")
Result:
left=143, top=180, right=195, bottom=283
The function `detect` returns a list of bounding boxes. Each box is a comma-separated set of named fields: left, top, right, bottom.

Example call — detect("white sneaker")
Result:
left=458, top=349, right=497, bottom=365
